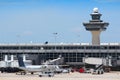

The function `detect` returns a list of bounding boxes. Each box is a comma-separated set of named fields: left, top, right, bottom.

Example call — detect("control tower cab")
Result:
left=83, top=8, right=109, bottom=45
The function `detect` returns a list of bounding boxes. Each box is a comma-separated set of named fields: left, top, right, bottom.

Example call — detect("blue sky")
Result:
left=0, top=0, right=120, bottom=43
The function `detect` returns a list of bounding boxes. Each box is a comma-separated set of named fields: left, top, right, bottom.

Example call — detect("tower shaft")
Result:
left=91, top=31, right=101, bottom=45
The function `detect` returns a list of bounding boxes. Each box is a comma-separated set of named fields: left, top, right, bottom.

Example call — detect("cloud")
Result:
left=22, top=31, right=33, bottom=36
left=70, top=27, right=81, bottom=33
left=16, top=31, right=33, bottom=38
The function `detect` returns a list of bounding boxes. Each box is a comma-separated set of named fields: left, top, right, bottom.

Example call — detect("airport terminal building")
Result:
left=0, top=43, right=120, bottom=66
left=0, top=8, right=120, bottom=70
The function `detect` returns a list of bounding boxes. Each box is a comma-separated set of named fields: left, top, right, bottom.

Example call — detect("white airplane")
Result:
left=17, top=55, right=63, bottom=75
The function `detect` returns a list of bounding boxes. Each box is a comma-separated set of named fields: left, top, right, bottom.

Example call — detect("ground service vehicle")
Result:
left=38, top=71, right=54, bottom=77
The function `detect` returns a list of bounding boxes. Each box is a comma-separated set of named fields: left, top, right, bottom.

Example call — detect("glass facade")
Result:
left=0, top=44, right=120, bottom=65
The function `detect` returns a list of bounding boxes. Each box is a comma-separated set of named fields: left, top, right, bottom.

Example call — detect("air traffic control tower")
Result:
left=83, top=8, right=109, bottom=45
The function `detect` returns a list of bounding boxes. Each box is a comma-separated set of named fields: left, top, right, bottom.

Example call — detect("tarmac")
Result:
left=0, top=72, right=120, bottom=80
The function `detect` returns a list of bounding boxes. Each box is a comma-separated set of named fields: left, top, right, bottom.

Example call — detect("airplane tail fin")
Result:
left=17, top=55, right=26, bottom=67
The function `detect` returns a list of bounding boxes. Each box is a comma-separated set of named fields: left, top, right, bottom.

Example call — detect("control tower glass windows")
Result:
left=92, top=15, right=100, bottom=20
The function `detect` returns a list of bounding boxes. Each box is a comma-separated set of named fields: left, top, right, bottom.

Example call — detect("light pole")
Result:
left=53, top=33, right=58, bottom=44
left=16, top=34, right=21, bottom=43
left=77, top=34, right=80, bottom=43
left=53, top=33, right=58, bottom=50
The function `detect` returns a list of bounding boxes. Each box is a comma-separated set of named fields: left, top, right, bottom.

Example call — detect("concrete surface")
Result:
left=0, top=72, right=120, bottom=80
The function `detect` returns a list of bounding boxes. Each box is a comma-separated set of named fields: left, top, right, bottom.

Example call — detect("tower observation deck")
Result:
left=83, top=8, right=109, bottom=45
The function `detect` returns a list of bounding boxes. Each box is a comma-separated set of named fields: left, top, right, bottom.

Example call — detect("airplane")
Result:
left=17, top=55, right=64, bottom=75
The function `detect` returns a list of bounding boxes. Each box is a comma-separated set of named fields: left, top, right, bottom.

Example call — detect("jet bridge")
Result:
left=83, top=57, right=112, bottom=66
left=83, top=57, right=112, bottom=74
